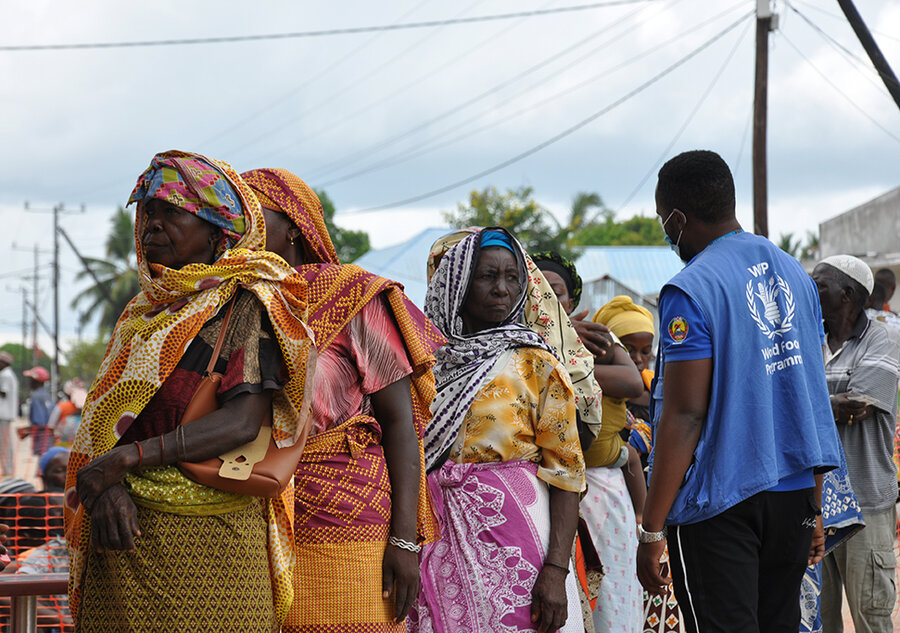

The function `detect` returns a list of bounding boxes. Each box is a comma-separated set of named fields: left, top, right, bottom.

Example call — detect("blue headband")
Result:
left=480, top=230, right=514, bottom=253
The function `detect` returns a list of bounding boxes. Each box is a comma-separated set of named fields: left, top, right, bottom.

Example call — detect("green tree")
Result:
left=777, top=232, right=801, bottom=259
left=445, top=186, right=574, bottom=257
left=800, top=230, right=819, bottom=260
left=315, top=190, right=371, bottom=263
left=71, top=207, right=140, bottom=333
left=0, top=342, right=50, bottom=402
left=63, top=337, right=109, bottom=387
left=569, top=213, right=666, bottom=246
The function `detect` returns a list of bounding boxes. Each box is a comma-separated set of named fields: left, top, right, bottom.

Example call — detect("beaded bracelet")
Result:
left=388, top=536, right=422, bottom=553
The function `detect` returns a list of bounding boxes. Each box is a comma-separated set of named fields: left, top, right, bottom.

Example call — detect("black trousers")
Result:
left=667, top=488, right=817, bottom=633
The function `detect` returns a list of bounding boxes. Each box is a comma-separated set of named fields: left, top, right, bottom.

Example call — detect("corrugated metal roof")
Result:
left=576, top=246, right=684, bottom=298
left=353, top=229, right=685, bottom=307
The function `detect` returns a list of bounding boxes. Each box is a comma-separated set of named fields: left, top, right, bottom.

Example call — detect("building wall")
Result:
left=819, top=187, right=900, bottom=261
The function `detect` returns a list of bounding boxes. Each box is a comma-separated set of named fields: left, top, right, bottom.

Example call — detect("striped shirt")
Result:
left=825, top=315, right=900, bottom=512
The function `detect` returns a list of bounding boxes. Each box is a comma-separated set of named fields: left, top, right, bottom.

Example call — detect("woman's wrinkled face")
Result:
left=620, top=331, right=654, bottom=372
left=141, top=198, right=221, bottom=269
left=541, top=269, right=575, bottom=315
left=460, top=246, right=520, bottom=334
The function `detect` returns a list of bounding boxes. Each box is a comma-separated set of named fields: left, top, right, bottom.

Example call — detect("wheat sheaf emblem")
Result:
left=746, top=274, right=795, bottom=338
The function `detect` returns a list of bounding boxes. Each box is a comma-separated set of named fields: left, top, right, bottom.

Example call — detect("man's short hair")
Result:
left=657, top=150, right=736, bottom=223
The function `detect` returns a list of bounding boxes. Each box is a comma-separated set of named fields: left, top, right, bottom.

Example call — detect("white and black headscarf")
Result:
left=423, top=227, right=555, bottom=470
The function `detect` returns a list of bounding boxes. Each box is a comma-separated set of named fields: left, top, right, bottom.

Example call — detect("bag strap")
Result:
left=205, top=295, right=238, bottom=375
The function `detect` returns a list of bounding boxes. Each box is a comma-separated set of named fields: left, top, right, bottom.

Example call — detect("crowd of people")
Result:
left=0, top=148, right=897, bottom=633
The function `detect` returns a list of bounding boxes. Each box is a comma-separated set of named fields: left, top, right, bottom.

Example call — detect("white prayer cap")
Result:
left=818, top=255, right=874, bottom=294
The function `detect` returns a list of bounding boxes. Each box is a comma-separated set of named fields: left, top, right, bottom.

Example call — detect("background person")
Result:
left=0, top=352, right=18, bottom=477
left=64, top=151, right=315, bottom=633
left=812, top=255, right=900, bottom=633
left=23, top=367, right=54, bottom=460
left=636, top=150, right=841, bottom=633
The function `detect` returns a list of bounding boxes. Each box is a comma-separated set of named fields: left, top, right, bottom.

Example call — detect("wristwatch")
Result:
left=638, top=524, right=668, bottom=543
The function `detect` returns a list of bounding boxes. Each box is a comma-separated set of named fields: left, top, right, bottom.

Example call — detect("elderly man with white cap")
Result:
left=0, top=351, right=18, bottom=476
left=812, top=254, right=900, bottom=633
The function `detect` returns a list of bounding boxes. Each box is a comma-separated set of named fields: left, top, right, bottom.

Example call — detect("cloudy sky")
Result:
left=1, top=0, right=899, bottom=352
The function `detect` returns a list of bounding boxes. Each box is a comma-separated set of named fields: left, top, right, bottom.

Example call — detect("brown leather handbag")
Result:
left=177, top=296, right=307, bottom=498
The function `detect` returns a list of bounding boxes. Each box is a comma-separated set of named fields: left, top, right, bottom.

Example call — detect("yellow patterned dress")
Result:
left=449, top=346, right=585, bottom=492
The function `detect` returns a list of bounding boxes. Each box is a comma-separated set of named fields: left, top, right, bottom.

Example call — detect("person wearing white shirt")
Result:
left=0, top=352, right=19, bottom=477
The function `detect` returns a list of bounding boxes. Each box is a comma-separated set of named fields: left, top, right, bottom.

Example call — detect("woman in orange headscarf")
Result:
left=242, top=168, right=442, bottom=632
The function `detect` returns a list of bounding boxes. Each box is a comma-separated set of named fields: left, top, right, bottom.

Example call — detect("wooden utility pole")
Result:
left=836, top=0, right=900, bottom=111
left=753, top=0, right=774, bottom=238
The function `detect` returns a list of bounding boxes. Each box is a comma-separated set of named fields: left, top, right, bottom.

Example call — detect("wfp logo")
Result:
left=745, top=264, right=795, bottom=339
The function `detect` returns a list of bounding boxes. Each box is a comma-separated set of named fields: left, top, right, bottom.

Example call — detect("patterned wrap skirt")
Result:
left=75, top=498, right=277, bottom=633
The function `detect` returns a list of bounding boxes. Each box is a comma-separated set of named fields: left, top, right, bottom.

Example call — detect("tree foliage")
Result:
left=71, top=207, right=140, bottom=333
left=446, top=186, right=666, bottom=257
left=63, top=337, right=109, bottom=387
left=316, top=190, right=371, bottom=263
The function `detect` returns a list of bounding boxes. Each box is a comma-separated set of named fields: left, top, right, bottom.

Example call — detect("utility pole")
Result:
left=753, top=0, right=777, bottom=238
left=24, top=201, right=85, bottom=399
left=32, top=246, right=39, bottom=365
left=20, top=288, right=27, bottom=375
left=836, top=0, right=900, bottom=111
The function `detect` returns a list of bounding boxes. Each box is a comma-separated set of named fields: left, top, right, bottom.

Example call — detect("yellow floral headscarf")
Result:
left=65, top=150, right=314, bottom=623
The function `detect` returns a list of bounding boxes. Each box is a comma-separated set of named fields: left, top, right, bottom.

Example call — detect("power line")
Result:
left=305, top=0, right=664, bottom=182
left=780, top=32, right=900, bottom=144
left=790, top=0, right=900, bottom=44
left=193, top=0, right=448, bottom=149
left=787, top=3, right=891, bottom=97
left=616, top=18, right=752, bottom=213
left=1, top=1, right=654, bottom=52
left=226, top=0, right=531, bottom=161
left=356, top=11, right=753, bottom=212
left=320, top=1, right=746, bottom=189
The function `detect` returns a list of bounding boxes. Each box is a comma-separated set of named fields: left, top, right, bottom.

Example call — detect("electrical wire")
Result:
left=193, top=0, right=439, bottom=148
left=1, top=1, right=654, bottom=51
left=615, top=18, right=752, bottom=213
left=318, top=1, right=747, bottom=189
left=216, top=0, right=492, bottom=158
left=299, top=0, right=658, bottom=180
left=789, top=0, right=900, bottom=44
left=786, top=2, right=894, bottom=98
left=780, top=31, right=900, bottom=144
left=355, top=11, right=753, bottom=212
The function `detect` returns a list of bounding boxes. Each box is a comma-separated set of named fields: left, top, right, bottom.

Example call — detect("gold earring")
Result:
left=289, top=236, right=295, bottom=245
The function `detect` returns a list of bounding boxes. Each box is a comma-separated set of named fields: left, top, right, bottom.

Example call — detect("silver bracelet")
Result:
left=637, top=524, right=668, bottom=543
left=388, top=536, right=422, bottom=553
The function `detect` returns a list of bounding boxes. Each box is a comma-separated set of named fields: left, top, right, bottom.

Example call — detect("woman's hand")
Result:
left=77, top=444, right=140, bottom=513
left=531, top=564, right=570, bottom=633
left=570, top=310, right=614, bottom=362
left=637, top=540, right=671, bottom=595
left=89, top=483, right=141, bottom=553
left=382, top=544, right=420, bottom=622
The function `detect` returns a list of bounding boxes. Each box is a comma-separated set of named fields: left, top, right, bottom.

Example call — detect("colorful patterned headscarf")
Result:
left=129, top=153, right=246, bottom=254
left=241, top=168, right=339, bottom=264
left=65, top=150, right=315, bottom=623
left=424, top=228, right=556, bottom=469
left=427, top=230, right=603, bottom=441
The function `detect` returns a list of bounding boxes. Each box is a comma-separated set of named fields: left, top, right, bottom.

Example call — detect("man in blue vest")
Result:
left=636, top=150, right=841, bottom=633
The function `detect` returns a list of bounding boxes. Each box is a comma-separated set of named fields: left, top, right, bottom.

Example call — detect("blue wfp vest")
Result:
left=650, top=231, right=840, bottom=525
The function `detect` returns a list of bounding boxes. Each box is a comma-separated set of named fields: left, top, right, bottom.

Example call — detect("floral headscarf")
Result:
left=65, top=150, right=315, bottom=623
left=424, top=228, right=555, bottom=469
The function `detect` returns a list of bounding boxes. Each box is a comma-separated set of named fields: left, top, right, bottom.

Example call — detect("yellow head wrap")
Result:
left=592, top=295, right=654, bottom=338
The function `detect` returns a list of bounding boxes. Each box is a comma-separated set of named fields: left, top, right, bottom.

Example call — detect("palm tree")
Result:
left=777, top=232, right=801, bottom=259
left=71, top=207, right=140, bottom=333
